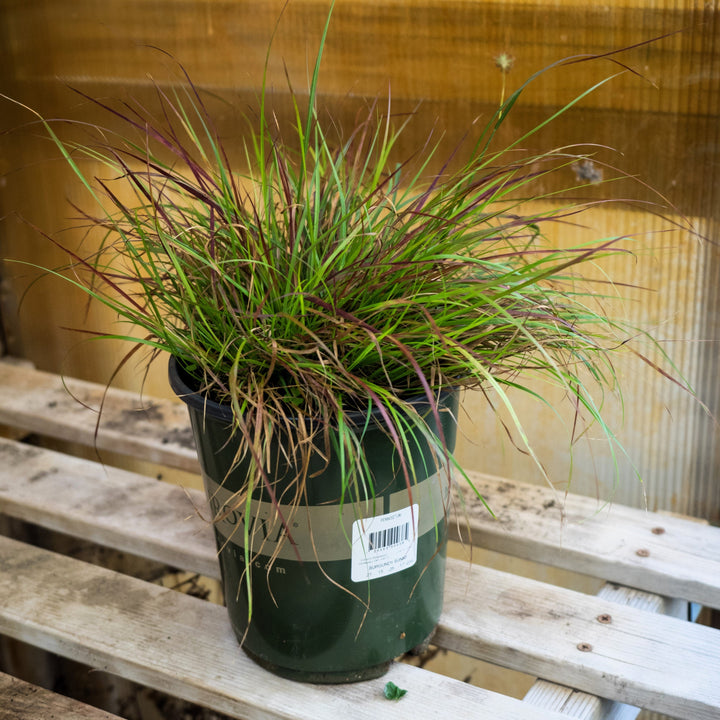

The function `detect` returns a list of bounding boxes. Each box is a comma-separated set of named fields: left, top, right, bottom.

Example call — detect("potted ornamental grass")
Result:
left=4, top=8, right=690, bottom=683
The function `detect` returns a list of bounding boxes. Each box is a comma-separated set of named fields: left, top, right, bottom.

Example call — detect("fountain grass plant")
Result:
left=4, top=8, right=690, bottom=583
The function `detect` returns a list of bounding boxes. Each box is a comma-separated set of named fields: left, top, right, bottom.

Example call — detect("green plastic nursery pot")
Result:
left=169, top=358, right=458, bottom=683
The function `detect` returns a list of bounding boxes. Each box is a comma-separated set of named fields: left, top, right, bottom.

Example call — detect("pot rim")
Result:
left=167, top=356, right=458, bottom=427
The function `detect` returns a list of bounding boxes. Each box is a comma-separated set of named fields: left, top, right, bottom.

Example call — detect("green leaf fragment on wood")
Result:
left=383, top=681, right=408, bottom=700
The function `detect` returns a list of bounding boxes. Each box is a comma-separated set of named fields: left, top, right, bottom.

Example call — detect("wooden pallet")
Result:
left=0, top=359, right=718, bottom=719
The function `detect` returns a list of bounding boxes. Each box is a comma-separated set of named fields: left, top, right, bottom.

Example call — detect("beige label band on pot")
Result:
left=204, top=473, right=449, bottom=563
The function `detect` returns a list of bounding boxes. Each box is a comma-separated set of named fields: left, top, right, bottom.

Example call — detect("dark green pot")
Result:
left=169, top=359, right=458, bottom=683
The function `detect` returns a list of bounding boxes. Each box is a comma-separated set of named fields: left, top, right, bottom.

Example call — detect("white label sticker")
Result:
left=351, top=504, right=419, bottom=582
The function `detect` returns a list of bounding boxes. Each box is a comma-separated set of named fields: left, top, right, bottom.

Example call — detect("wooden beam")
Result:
left=522, top=583, right=692, bottom=719
left=0, top=671, right=123, bottom=720
left=0, top=361, right=198, bottom=473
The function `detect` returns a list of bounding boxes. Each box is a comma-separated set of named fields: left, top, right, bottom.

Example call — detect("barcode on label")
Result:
left=351, top=504, right=419, bottom=582
left=368, top=523, right=410, bottom=551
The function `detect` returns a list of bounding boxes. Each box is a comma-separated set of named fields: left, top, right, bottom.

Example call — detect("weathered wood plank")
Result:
left=450, top=476, right=720, bottom=609
left=0, top=361, right=198, bottom=472
left=0, top=535, right=571, bottom=720
left=0, top=671, right=123, bottom=719
left=523, top=680, right=621, bottom=720
left=438, top=562, right=720, bottom=719
left=0, top=437, right=218, bottom=579
left=523, top=678, right=656, bottom=720
left=522, top=583, right=690, bottom=719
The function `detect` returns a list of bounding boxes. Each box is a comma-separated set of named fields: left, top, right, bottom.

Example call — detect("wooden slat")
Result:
left=0, top=535, right=570, bottom=720
left=438, top=564, right=720, bottom=719
left=0, top=435, right=718, bottom=718
left=0, top=436, right=218, bottom=579
left=523, top=680, right=631, bottom=720
left=450, top=477, right=720, bottom=609
left=0, top=361, right=198, bottom=472
left=0, top=671, right=123, bottom=720
left=522, top=583, right=690, bottom=719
